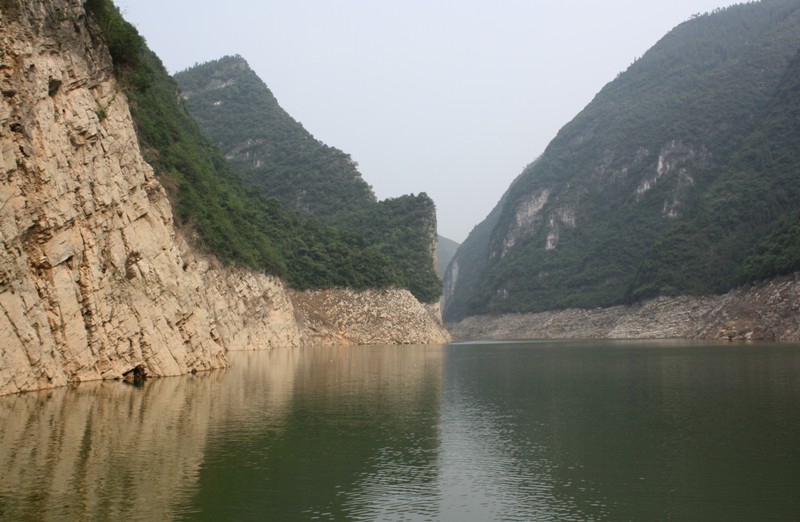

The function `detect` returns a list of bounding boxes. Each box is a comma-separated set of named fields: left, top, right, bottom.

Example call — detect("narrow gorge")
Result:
left=0, top=0, right=447, bottom=396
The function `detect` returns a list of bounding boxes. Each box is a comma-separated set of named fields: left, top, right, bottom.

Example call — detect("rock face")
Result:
left=291, top=289, right=449, bottom=346
left=449, top=274, right=800, bottom=342
left=0, top=1, right=448, bottom=397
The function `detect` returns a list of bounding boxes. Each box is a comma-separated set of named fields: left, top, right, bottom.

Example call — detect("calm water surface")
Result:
left=2, top=341, right=800, bottom=520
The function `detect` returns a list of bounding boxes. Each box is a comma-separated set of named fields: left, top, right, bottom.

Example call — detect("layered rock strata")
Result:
left=0, top=1, right=448, bottom=396
left=450, top=274, right=800, bottom=342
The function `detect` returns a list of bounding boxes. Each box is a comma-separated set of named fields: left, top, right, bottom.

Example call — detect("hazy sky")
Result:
left=120, top=1, right=738, bottom=242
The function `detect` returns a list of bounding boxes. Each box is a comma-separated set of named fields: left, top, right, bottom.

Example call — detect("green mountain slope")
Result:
left=85, top=0, right=400, bottom=292
left=174, top=57, right=442, bottom=302
left=443, top=0, right=800, bottom=322
left=174, top=56, right=374, bottom=218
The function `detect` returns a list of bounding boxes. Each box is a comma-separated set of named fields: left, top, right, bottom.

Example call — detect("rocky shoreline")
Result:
left=449, top=274, right=800, bottom=342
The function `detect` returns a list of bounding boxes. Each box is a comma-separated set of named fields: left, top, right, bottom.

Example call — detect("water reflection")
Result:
left=438, top=344, right=593, bottom=521
left=2, top=342, right=800, bottom=520
left=0, top=375, right=217, bottom=521
left=438, top=342, right=800, bottom=520
left=189, top=345, right=444, bottom=521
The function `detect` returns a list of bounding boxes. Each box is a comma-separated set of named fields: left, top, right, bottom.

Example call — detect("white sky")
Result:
left=120, top=0, right=738, bottom=242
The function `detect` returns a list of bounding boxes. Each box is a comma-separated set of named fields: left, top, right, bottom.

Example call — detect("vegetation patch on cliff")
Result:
left=84, top=0, right=443, bottom=299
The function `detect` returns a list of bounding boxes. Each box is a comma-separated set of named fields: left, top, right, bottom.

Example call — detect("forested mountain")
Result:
left=85, top=0, right=440, bottom=301
left=174, top=56, right=374, bottom=218
left=443, top=0, right=800, bottom=322
left=174, top=57, right=442, bottom=302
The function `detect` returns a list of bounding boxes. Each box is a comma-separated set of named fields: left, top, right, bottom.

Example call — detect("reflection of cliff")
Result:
left=190, top=346, right=444, bottom=520
left=211, top=349, right=304, bottom=429
left=0, top=349, right=303, bottom=520
left=0, top=377, right=211, bottom=520
left=0, top=346, right=443, bottom=519
left=287, top=345, right=443, bottom=409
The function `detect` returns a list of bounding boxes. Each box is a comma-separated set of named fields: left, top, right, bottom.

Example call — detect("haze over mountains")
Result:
left=122, top=1, right=752, bottom=244
left=443, top=0, right=800, bottom=323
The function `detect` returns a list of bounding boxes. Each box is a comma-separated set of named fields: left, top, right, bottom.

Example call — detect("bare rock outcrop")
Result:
left=0, top=0, right=286, bottom=395
left=0, top=1, right=447, bottom=396
left=449, top=274, right=800, bottom=342
left=291, top=288, right=449, bottom=346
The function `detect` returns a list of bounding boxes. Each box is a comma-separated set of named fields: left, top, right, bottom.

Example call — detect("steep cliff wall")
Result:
left=0, top=1, right=448, bottom=397
left=450, top=274, right=800, bottom=342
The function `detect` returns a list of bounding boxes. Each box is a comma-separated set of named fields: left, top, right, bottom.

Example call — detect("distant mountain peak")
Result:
left=174, top=57, right=443, bottom=302
left=178, top=55, right=253, bottom=99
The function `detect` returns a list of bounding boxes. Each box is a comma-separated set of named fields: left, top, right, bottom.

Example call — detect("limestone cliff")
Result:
left=0, top=1, right=448, bottom=396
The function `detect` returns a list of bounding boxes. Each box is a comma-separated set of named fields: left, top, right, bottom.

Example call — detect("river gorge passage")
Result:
left=2, top=341, right=800, bottom=520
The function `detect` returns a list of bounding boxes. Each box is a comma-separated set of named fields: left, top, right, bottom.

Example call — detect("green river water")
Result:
left=2, top=341, right=799, bottom=520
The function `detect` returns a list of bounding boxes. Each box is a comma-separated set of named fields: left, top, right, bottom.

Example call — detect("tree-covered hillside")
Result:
left=444, top=0, right=800, bottom=322
left=174, top=57, right=442, bottom=302
left=174, top=56, right=375, bottom=218
left=83, top=0, right=409, bottom=294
